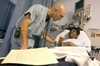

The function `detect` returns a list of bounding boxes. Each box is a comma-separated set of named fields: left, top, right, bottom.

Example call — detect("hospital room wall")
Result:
left=85, top=0, right=100, bottom=29
left=84, top=0, right=100, bottom=47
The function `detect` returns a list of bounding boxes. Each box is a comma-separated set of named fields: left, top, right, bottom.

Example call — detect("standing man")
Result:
left=11, top=3, right=66, bottom=49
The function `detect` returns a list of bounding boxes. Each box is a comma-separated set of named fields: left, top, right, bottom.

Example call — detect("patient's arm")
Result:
left=55, top=30, right=69, bottom=42
left=62, top=42, right=77, bottom=46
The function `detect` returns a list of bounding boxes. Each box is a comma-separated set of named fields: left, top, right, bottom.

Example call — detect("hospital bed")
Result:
left=0, top=47, right=100, bottom=66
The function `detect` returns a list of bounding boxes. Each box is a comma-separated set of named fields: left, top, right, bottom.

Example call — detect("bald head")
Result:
left=48, top=4, right=66, bottom=21
left=54, top=4, right=65, bottom=14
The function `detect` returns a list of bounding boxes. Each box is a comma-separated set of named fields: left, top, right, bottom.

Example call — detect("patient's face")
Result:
left=69, top=30, right=78, bottom=39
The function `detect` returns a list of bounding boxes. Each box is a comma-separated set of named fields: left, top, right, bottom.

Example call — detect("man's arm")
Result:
left=43, top=32, right=55, bottom=44
left=21, top=15, right=31, bottom=49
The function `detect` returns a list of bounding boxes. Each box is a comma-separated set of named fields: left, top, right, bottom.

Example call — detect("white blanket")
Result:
left=88, top=58, right=100, bottom=66
left=49, top=47, right=89, bottom=66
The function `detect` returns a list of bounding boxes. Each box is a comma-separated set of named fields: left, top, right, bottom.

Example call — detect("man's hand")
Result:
left=43, top=32, right=56, bottom=46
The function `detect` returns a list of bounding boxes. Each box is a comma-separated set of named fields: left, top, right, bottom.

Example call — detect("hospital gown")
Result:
left=55, top=30, right=91, bottom=52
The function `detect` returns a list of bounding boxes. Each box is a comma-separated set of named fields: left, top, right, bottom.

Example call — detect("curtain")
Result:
left=0, top=0, right=15, bottom=39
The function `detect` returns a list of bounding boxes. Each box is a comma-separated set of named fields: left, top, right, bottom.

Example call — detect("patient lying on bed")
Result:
left=62, top=28, right=80, bottom=46
left=55, top=27, right=91, bottom=52
left=54, top=28, right=91, bottom=66
left=57, top=27, right=80, bottom=46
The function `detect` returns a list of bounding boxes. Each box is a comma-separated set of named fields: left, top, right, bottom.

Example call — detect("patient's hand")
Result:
left=62, top=42, right=76, bottom=46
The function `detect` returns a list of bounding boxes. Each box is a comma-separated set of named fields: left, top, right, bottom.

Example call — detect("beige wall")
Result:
left=84, top=0, right=100, bottom=47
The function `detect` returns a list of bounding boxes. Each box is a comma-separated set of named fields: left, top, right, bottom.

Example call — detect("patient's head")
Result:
left=68, top=28, right=80, bottom=39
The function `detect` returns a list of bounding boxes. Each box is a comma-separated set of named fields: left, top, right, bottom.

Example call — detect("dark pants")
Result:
left=54, top=62, right=78, bottom=66
left=54, top=57, right=78, bottom=66
left=48, top=57, right=78, bottom=66
left=32, top=35, right=41, bottom=48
